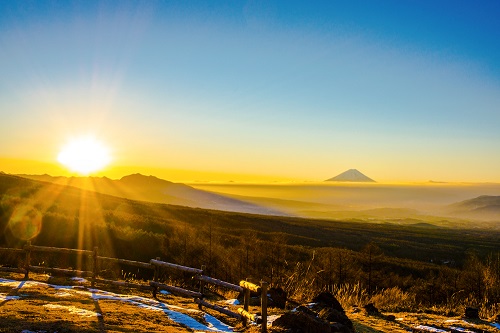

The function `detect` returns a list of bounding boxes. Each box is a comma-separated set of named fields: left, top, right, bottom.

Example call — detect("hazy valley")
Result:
left=17, top=172, right=500, bottom=228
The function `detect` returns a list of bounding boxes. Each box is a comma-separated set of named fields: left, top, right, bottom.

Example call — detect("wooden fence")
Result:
left=0, top=242, right=269, bottom=332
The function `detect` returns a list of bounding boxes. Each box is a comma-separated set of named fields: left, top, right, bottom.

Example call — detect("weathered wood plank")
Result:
left=195, top=275, right=244, bottom=293
left=240, top=280, right=261, bottom=293
left=150, top=259, right=203, bottom=275
left=98, top=256, right=153, bottom=270
left=149, top=281, right=202, bottom=298
left=237, top=307, right=260, bottom=323
left=29, top=266, right=93, bottom=277
left=261, top=281, right=268, bottom=333
left=195, top=298, right=242, bottom=319
left=27, top=245, right=93, bottom=256
left=0, top=267, right=27, bottom=274
left=0, top=247, right=24, bottom=254
left=95, top=278, right=152, bottom=290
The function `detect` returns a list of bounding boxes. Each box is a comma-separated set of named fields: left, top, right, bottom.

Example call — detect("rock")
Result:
left=386, top=314, right=396, bottom=321
left=272, top=311, right=331, bottom=333
left=268, top=287, right=287, bottom=309
left=99, top=269, right=117, bottom=279
left=318, top=308, right=353, bottom=329
left=363, top=303, right=379, bottom=315
left=295, top=305, right=317, bottom=317
left=464, top=307, right=479, bottom=319
left=312, top=292, right=344, bottom=313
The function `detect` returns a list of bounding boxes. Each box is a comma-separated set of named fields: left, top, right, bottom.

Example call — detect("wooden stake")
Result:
left=24, top=241, right=31, bottom=280
left=152, top=256, right=160, bottom=298
left=261, top=281, right=268, bottom=333
left=198, top=265, right=206, bottom=309
left=92, top=247, right=98, bottom=287
left=243, top=278, right=250, bottom=326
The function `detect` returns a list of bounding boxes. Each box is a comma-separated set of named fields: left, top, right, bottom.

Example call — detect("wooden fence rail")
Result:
left=97, top=256, right=153, bottom=270
left=195, top=274, right=244, bottom=293
left=0, top=242, right=269, bottom=333
left=150, top=259, right=203, bottom=275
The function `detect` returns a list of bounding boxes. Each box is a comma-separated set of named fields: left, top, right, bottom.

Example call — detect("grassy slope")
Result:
left=1, top=173, right=500, bottom=265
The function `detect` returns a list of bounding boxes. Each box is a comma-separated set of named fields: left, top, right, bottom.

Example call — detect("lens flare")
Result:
left=8, top=204, right=42, bottom=241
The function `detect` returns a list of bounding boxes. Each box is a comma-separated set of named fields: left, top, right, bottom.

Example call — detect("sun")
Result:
left=57, top=136, right=111, bottom=175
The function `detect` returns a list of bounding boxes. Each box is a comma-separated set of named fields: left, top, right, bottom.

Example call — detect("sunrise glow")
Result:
left=57, top=136, right=111, bottom=175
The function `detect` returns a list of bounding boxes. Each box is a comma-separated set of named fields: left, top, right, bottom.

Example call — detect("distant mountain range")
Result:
left=16, top=173, right=286, bottom=216
left=325, top=169, right=375, bottom=182
left=12, top=173, right=500, bottom=222
left=447, top=195, right=500, bottom=220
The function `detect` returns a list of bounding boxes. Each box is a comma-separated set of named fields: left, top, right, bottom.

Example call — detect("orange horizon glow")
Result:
left=2, top=156, right=500, bottom=185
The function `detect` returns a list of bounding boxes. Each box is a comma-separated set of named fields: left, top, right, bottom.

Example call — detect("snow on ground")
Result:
left=0, top=293, right=20, bottom=301
left=492, top=322, right=500, bottom=329
left=266, top=314, right=281, bottom=327
left=449, top=327, right=476, bottom=333
left=0, top=278, right=234, bottom=332
left=223, top=298, right=240, bottom=305
left=413, top=325, right=448, bottom=332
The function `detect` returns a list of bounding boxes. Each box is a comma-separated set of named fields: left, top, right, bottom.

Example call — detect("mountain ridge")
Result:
left=14, top=173, right=286, bottom=216
left=325, top=169, right=376, bottom=182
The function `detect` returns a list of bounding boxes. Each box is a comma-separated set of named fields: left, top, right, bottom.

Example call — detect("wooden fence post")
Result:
left=243, top=278, right=250, bottom=326
left=92, top=247, right=98, bottom=287
left=24, top=241, right=31, bottom=280
left=152, top=257, right=160, bottom=298
left=261, top=281, right=268, bottom=333
left=198, top=265, right=206, bottom=309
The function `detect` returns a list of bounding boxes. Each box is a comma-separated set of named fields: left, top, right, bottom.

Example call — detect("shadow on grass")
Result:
left=0, top=280, right=25, bottom=307
left=93, top=297, right=106, bottom=333
left=352, top=321, right=386, bottom=333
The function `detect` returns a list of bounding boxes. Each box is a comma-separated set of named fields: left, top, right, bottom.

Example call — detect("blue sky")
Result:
left=1, top=1, right=499, bottom=182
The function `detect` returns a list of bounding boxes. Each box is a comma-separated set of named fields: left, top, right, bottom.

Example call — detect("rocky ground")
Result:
left=1, top=272, right=499, bottom=333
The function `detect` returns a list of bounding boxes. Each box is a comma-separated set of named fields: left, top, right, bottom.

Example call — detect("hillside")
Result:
left=2, top=173, right=500, bottom=265
left=16, top=173, right=286, bottom=216
left=2, top=172, right=500, bottom=323
left=448, top=195, right=500, bottom=221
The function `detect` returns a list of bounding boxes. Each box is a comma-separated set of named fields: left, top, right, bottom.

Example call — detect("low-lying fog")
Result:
left=190, top=182, right=500, bottom=223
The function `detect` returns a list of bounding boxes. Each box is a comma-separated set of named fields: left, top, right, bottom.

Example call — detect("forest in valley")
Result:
left=1, top=173, right=500, bottom=316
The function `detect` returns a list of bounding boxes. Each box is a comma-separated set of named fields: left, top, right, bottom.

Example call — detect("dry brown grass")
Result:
left=0, top=272, right=238, bottom=333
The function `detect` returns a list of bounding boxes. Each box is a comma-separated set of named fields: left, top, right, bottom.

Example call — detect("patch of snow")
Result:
left=43, top=303, right=101, bottom=318
left=223, top=298, right=239, bottom=305
left=0, top=278, right=25, bottom=287
left=160, top=290, right=170, bottom=295
left=71, top=277, right=88, bottom=283
left=491, top=322, right=500, bottom=329
left=2, top=278, right=234, bottom=332
left=267, top=314, right=281, bottom=326
left=413, top=325, right=448, bottom=332
left=54, top=291, right=72, bottom=297
left=204, top=313, right=234, bottom=332
left=0, top=293, right=20, bottom=301
left=449, top=327, right=475, bottom=333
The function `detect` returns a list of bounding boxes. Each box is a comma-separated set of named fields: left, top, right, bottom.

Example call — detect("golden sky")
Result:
left=1, top=2, right=500, bottom=183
